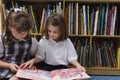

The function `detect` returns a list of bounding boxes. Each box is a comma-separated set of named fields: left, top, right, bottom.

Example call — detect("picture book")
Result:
left=16, top=68, right=91, bottom=80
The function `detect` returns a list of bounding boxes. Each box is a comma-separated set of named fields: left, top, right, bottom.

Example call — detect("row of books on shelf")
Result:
left=66, top=3, right=119, bottom=36
left=2, top=1, right=120, bottom=35
left=2, top=1, right=63, bottom=33
left=91, top=40, right=117, bottom=67
left=71, top=37, right=118, bottom=68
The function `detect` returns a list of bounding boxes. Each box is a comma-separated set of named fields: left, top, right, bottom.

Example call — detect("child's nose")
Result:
left=50, top=32, right=54, bottom=36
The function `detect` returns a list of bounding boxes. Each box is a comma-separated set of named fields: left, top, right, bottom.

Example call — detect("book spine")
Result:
left=93, top=9, right=99, bottom=35
left=83, top=5, right=87, bottom=35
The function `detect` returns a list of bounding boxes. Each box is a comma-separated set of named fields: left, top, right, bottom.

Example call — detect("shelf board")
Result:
left=92, top=35, right=120, bottom=38
left=87, top=67, right=120, bottom=75
left=31, top=33, right=120, bottom=38
left=17, top=0, right=63, bottom=2
left=5, top=0, right=120, bottom=3
left=31, top=33, right=41, bottom=35
left=68, top=65, right=120, bottom=75
left=68, top=34, right=120, bottom=38
left=65, top=0, right=120, bottom=3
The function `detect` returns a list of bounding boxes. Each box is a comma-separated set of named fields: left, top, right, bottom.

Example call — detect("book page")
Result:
left=50, top=68, right=90, bottom=80
left=16, top=68, right=90, bottom=80
left=16, top=69, right=52, bottom=80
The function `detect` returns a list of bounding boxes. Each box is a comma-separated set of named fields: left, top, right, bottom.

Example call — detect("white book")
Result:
left=76, top=3, right=79, bottom=35
left=56, top=2, right=62, bottom=14
left=93, top=10, right=99, bottom=35
left=111, top=6, right=117, bottom=36
left=83, top=5, right=87, bottom=35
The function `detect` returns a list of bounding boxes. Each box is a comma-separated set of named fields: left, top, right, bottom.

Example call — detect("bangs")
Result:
left=15, top=23, right=30, bottom=33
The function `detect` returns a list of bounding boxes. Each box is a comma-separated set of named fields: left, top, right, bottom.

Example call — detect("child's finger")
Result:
left=20, top=63, right=28, bottom=69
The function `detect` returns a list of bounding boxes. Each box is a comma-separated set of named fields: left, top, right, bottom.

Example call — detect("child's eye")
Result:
left=53, top=31, right=57, bottom=33
left=48, top=30, right=51, bottom=33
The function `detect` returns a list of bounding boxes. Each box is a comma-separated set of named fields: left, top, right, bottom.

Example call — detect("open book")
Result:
left=16, top=68, right=90, bottom=80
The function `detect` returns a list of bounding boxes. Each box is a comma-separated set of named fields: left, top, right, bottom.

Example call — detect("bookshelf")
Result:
left=1, top=0, right=120, bottom=75
left=0, top=0, right=2, bottom=35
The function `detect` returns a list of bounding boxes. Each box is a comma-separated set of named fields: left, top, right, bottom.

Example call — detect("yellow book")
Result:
left=117, top=47, right=120, bottom=68
left=11, top=0, right=14, bottom=8
left=39, top=8, right=46, bottom=34
left=30, top=6, right=38, bottom=33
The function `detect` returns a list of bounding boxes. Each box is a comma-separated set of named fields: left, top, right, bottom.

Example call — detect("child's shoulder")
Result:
left=31, top=37, right=37, bottom=41
left=41, top=36, right=47, bottom=40
left=39, top=36, right=47, bottom=42
left=60, top=38, right=71, bottom=44
left=66, top=38, right=71, bottom=42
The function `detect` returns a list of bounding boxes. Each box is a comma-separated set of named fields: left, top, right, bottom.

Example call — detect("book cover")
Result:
left=16, top=68, right=90, bottom=80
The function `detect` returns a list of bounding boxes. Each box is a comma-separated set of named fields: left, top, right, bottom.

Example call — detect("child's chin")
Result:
left=18, top=39, right=24, bottom=41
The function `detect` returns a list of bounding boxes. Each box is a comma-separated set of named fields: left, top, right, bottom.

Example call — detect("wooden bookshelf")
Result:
left=0, top=0, right=2, bottom=35
left=1, top=0, right=120, bottom=75
left=87, top=67, right=120, bottom=75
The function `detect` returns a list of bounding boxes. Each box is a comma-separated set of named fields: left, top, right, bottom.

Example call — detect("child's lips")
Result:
left=50, top=36, right=55, bottom=39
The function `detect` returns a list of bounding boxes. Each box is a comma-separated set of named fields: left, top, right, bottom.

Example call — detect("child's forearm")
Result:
left=0, top=60, right=11, bottom=69
left=70, top=60, right=86, bottom=72
left=34, top=57, right=42, bottom=63
left=70, top=60, right=82, bottom=67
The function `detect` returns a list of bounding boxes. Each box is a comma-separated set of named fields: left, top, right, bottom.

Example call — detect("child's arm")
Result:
left=20, top=57, right=41, bottom=69
left=70, top=60, right=86, bottom=72
left=0, top=60, right=19, bottom=72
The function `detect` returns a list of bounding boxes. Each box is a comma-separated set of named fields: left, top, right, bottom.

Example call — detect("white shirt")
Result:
left=36, top=37, right=78, bottom=66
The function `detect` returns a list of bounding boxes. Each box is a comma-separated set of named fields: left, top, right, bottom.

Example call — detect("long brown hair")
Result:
left=44, top=13, right=68, bottom=41
left=3, top=9, right=32, bottom=44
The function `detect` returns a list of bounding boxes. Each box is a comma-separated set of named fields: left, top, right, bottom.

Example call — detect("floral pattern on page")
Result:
left=50, top=68, right=90, bottom=80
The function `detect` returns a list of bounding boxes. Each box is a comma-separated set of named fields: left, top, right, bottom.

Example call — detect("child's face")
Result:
left=10, top=27, right=28, bottom=40
left=48, top=24, right=60, bottom=41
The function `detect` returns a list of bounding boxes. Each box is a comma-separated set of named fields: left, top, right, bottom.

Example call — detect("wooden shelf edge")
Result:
left=18, top=0, right=63, bottom=2
left=68, top=65, right=120, bottom=75
left=68, top=34, right=120, bottom=37
left=65, top=0, right=120, bottom=3
left=86, top=68, right=120, bottom=75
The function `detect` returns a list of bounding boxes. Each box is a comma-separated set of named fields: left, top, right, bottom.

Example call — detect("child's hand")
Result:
left=77, top=65, right=86, bottom=72
left=70, top=60, right=86, bottom=72
left=9, top=63, right=20, bottom=72
left=20, top=59, right=35, bottom=69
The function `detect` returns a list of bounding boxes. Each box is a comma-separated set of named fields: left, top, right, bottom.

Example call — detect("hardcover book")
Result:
left=16, top=68, right=90, bottom=80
